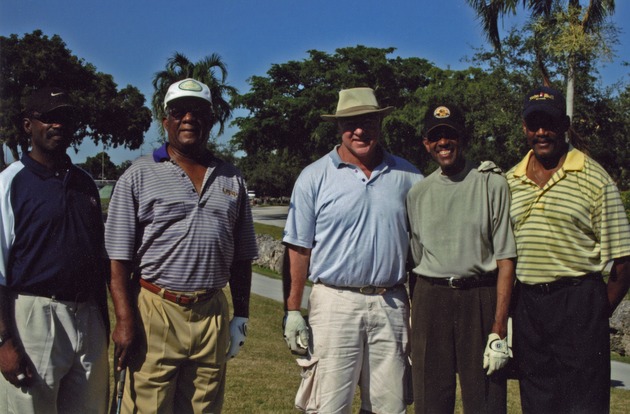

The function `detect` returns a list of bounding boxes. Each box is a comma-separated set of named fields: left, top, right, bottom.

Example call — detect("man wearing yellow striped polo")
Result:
left=507, top=86, right=630, bottom=414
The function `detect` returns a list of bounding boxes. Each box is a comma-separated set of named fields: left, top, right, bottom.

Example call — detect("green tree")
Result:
left=151, top=52, right=237, bottom=137
left=81, top=151, right=118, bottom=180
left=465, top=0, right=618, bottom=119
left=469, top=26, right=629, bottom=188
left=232, top=46, right=434, bottom=195
left=0, top=30, right=152, bottom=169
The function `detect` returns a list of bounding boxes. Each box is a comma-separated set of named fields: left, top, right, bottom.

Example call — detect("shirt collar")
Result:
left=511, top=145, right=583, bottom=178
left=21, top=153, right=73, bottom=179
left=328, top=144, right=393, bottom=169
left=153, top=143, right=216, bottom=165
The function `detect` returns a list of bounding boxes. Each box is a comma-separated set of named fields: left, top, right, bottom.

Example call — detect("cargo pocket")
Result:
left=294, top=356, right=319, bottom=413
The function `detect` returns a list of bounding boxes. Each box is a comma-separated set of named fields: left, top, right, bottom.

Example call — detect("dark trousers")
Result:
left=411, top=277, right=507, bottom=414
left=514, top=276, right=610, bottom=414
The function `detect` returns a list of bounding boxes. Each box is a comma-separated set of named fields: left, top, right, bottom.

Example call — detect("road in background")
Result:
left=251, top=205, right=288, bottom=228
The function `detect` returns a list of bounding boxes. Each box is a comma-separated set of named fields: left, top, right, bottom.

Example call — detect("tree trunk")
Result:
left=566, top=57, right=575, bottom=122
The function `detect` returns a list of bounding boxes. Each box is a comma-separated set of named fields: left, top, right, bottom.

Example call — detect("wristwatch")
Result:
left=0, top=332, right=12, bottom=347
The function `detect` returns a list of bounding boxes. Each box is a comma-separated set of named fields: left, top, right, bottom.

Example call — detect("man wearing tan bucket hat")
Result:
left=283, top=87, right=423, bottom=413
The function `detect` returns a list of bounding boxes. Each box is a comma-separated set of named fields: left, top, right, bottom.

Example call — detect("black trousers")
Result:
left=411, top=277, right=507, bottom=414
left=514, top=276, right=610, bottom=414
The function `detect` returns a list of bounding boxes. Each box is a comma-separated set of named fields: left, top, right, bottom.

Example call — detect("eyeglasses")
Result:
left=167, top=106, right=211, bottom=121
left=31, top=112, right=76, bottom=127
left=426, top=127, right=460, bottom=142
left=524, top=113, right=563, bottom=132
left=338, top=117, right=381, bottom=132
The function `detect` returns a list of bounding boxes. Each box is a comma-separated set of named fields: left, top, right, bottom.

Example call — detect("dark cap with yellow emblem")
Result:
left=423, top=104, right=465, bottom=135
left=522, top=86, right=566, bottom=120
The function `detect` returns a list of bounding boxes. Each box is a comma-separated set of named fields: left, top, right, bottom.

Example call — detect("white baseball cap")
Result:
left=164, top=78, right=212, bottom=109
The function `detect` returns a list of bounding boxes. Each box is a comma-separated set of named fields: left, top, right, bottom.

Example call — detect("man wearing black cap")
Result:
left=283, top=87, right=422, bottom=413
left=507, top=86, right=630, bottom=413
left=0, top=87, right=109, bottom=413
left=105, top=78, right=257, bottom=413
left=406, top=103, right=516, bottom=413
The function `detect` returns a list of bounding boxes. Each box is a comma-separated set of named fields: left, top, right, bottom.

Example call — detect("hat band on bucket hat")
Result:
left=321, top=87, right=393, bottom=121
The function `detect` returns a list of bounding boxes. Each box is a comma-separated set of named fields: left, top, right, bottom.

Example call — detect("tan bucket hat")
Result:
left=321, top=87, right=394, bottom=121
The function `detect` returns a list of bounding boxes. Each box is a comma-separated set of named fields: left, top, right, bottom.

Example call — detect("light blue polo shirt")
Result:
left=283, top=146, right=423, bottom=287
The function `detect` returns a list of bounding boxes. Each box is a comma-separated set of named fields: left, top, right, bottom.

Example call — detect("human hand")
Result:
left=483, top=333, right=511, bottom=375
left=283, top=311, right=308, bottom=356
left=227, top=317, right=248, bottom=359
left=112, top=317, right=136, bottom=371
left=0, top=338, right=33, bottom=387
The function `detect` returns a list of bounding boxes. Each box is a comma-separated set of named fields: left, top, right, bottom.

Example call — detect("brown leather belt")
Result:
left=320, top=283, right=403, bottom=295
left=140, top=279, right=219, bottom=305
left=418, top=272, right=497, bottom=289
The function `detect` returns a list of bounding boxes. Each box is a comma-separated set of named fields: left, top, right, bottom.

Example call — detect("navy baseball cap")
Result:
left=522, top=86, right=566, bottom=120
left=24, top=87, right=74, bottom=115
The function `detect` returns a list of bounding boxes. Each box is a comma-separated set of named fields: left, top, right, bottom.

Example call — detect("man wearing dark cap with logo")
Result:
left=0, top=87, right=109, bottom=413
left=406, top=103, right=516, bottom=414
left=507, top=86, right=630, bottom=413
left=105, top=78, right=257, bottom=412
left=283, top=87, right=422, bottom=413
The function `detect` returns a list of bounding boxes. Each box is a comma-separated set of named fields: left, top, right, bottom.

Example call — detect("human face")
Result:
left=163, top=98, right=213, bottom=155
left=423, top=125, right=465, bottom=176
left=523, top=111, right=569, bottom=163
left=24, top=108, right=76, bottom=155
left=337, top=114, right=382, bottom=163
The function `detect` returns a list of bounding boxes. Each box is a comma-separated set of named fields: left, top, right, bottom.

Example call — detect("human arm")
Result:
left=283, top=244, right=311, bottom=354
left=226, top=260, right=252, bottom=359
left=607, top=255, right=630, bottom=316
left=0, top=285, right=33, bottom=386
left=109, top=259, right=137, bottom=371
left=491, top=258, right=515, bottom=338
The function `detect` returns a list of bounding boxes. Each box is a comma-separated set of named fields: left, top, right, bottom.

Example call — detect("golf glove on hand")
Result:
left=284, top=310, right=309, bottom=356
left=483, top=333, right=511, bottom=375
left=226, top=317, right=248, bottom=359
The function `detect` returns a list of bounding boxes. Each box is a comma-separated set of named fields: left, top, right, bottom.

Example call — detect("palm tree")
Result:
left=152, top=52, right=238, bottom=137
left=466, top=0, right=616, bottom=120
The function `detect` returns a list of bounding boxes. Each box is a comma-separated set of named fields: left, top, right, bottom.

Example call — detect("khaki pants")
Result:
left=0, top=294, right=108, bottom=414
left=123, top=287, right=229, bottom=414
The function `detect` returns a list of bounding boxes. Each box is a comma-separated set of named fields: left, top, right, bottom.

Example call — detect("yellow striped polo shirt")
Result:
left=507, top=147, right=630, bottom=284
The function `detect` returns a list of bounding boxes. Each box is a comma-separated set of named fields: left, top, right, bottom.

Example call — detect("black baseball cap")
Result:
left=522, top=86, right=566, bottom=120
left=24, top=87, right=74, bottom=115
left=424, top=104, right=465, bottom=135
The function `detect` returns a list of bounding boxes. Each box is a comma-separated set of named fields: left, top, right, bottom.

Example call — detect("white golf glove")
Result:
left=226, top=317, right=248, bottom=359
left=283, top=310, right=309, bottom=356
left=483, top=333, right=512, bottom=375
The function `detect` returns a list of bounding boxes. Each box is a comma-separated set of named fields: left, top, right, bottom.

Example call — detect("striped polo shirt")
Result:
left=105, top=144, right=258, bottom=291
left=507, top=147, right=630, bottom=284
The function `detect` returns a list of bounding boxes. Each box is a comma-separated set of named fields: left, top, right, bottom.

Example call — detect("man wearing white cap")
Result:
left=283, top=87, right=422, bottom=413
left=106, top=78, right=257, bottom=413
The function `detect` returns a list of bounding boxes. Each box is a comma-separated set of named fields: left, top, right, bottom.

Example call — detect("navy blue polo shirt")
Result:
left=0, top=154, right=106, bottom=297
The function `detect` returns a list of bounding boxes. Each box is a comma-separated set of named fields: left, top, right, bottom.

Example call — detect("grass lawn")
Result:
left=106, top=290, right=630, bottom=413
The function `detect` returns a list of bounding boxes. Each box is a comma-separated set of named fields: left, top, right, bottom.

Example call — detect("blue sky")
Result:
left=2, top=0, right=628, bottom=165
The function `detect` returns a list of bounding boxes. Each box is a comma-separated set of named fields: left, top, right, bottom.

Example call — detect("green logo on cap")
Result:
left=178, top=80, right=203, bottom=92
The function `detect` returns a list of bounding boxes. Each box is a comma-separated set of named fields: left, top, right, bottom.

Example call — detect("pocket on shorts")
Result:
left=294, top=356, right=319, bottom=413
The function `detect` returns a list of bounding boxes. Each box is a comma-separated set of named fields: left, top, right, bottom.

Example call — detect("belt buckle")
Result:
left=175, top=293, right=197, bottom=305
left=447, top=277, right=459, bottom=289
left=359, top=286, right=386, bottom=295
